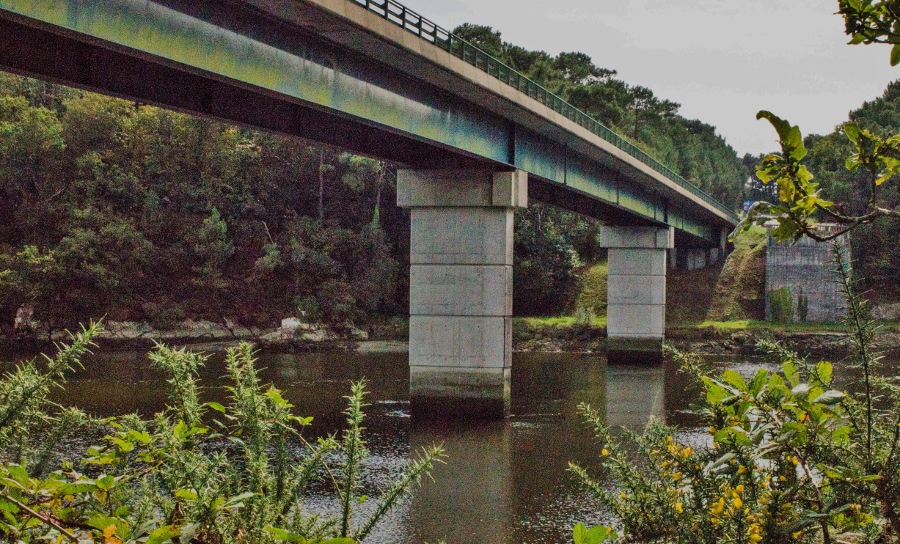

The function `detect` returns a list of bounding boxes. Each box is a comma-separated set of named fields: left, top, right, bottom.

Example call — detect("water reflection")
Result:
left=4, top=347, right=721, bottom=543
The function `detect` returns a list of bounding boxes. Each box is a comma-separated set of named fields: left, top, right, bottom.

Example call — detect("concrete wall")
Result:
left=765, top=232, right=850, bottom=323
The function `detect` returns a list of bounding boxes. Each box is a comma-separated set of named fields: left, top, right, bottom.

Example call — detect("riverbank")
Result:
left=7, top=316, right=900, bottom=358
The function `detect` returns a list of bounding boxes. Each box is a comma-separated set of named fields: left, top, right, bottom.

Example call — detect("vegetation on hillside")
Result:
left=705, top=227, right=767, bottom=322
left=0, top=55, right=748, bottom=334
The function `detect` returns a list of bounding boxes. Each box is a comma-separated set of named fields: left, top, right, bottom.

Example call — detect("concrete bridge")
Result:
left=0, top=0, right=738, bottom=418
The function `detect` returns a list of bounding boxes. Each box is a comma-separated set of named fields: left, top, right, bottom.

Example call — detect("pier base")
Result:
left=601, top=226, right=673, bottom=365
left=399, top=169, right=527, bottom=418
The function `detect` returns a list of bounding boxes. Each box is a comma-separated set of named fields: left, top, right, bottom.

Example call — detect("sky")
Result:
left=400, top=0, right=900, bottom=156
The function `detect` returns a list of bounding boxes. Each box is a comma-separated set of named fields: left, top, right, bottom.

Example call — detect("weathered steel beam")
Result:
left=0, top=0, right=728, bottom=245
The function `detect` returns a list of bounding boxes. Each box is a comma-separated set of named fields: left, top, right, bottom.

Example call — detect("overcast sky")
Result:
left=401, top=0, right=900, bottom=156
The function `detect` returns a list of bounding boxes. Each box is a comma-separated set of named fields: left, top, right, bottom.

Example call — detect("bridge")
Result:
left=0, top=0, right=738, bottom=418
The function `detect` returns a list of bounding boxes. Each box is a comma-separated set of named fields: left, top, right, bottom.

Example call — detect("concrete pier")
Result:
left=398, top=169, right=527, bottom=418
left=600, top=226, right=673, bottom=364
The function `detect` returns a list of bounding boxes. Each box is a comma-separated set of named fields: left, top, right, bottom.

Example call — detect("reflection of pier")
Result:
left=605, top=365, right=666, bottom=429
left=407, top=354, right=653, bottom=543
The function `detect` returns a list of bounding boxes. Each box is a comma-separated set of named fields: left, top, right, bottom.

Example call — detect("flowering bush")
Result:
left=572, top=250, right=900, bottom=544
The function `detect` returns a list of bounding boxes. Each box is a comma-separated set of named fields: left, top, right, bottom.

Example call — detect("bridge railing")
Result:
left=351, top=0, right=738, bottom=222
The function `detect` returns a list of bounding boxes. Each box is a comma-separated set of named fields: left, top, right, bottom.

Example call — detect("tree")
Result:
left=738, top=1, right=900, bottom=242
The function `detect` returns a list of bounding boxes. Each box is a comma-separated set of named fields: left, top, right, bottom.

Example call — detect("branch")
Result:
left=3, top=493, right=79, bottom=542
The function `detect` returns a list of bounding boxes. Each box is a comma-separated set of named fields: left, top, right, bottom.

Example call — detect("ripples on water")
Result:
left=2, top=346, right=879, bottom=543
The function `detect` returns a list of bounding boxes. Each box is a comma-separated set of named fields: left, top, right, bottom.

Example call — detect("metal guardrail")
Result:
left=351, top=0, right=739, bottom=222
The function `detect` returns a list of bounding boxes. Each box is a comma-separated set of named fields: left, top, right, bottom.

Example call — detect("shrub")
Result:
left=768, top=287, right=793, bottom=323
left=572, top=248, right=900, bottom=544
left=0, top=326, right=444, bottom=543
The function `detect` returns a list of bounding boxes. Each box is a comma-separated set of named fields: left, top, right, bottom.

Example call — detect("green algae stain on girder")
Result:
left=0, top=0, right=506, bottom=161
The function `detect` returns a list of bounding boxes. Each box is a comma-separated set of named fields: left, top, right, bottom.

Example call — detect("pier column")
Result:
left=398, top=169, right=528, bottom=418
left=600, top=226, right=674, bottom=364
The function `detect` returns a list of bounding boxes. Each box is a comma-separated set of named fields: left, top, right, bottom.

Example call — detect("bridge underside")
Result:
left=0, top=1, right=729, bottom=247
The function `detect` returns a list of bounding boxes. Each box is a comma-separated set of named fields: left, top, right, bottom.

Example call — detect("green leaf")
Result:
left=95, top=475, right=116, bottom=491
left=147, top=525, right=181, bottom=544
left=722, top=370, right=748, bottom=392
left=750, top=369, right=768, bottom=396
left=110, top=437, right=134, bottom=453
left=891, top=43, right=900, bottom=66
left=757, top=111, right=792, bottom=142
left=832, top=426, right=851, bottom=444
left=175, top=489, right=198, bottom=501
left=815, top=362, right=833, bottom=384
left=86, top=515, right=120, bottom=531
left=782, top=362, right=800, bottom=387
left=127, top=430, right=152, bottom=444
left=265, top=526, right=307, bottom=543
left=812, top=390, right=846, bottom=405
left=5, top=465, right=31, bottom=489
left=768, top=372, right=786, bottom=392
left=573, top=522, right=612, bottom=544
left=205, top=402, right=227, bottom=413
left=843, top=122, right=860, bottom=143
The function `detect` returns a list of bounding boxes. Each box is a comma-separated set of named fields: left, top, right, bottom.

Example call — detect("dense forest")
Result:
left=0, top=25, right=751, bottom=336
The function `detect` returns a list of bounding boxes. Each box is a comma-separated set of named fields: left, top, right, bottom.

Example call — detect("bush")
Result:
left=0, top=324, right=444, bottom=543
left=768, top=287, right=793, bottom=323
left=572, top=249, right=900, bottom=543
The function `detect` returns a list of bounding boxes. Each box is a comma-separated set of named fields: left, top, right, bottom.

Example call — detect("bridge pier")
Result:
left=398, top=169, right=528, bottom=419
left=601, top=226, right=674, bottom=364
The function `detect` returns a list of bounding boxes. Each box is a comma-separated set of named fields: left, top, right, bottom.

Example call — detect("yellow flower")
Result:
left=681, top=447, right=692, bottom=457
left=620, top=492, right=627, bottom=499
left=749, top=534, right=763, bottom=543
left=711, top=497, right=725, bottom=515
left=103, top=525, right=121, bottom=544
left=733, top=497, right=743, bottom=509
left=602, top=448, right=609, bottom=456
left=792, top=531, right=802, bottom=539
left=735, top=484, right=744, bottom=493
left=675, top=502, right=683, bottom=513
left=672, top=472, right=683, bottom=481
left=737, top=465, right=747, bottom=475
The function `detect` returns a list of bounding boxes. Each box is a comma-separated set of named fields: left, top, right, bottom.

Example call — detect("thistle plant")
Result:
left=0, top=339, right=445, bottom=543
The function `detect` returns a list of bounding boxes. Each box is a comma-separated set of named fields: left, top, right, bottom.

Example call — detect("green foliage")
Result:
left=513, top=205, right=580, bottom=316
left=706, top=226, right=767, bottom=322
left=736, top=4, right=900, bottom=244
left=0, top=73, right=404, bottom=331
left=768, top=287, right=794, bottom=323
left=572, top=249, right=900, bottom=544
left=0, top=335, right=445, bottom=543
left=574, top=262, right=608, bottom=319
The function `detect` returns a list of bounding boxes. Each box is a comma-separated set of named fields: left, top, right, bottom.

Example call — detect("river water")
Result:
left=8, top=346, right=873, bottom=543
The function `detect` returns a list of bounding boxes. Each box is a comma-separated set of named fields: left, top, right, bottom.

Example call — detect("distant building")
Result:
left=764, top=223, right=850, bottom=323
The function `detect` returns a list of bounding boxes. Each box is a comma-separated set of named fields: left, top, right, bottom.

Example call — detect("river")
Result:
left=5, top=345, right=881, bottom=543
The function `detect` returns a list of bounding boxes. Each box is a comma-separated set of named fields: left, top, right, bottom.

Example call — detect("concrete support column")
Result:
left=398, top=169, right=527, bottom=418
left=600, top=226, right=674, bottom=364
